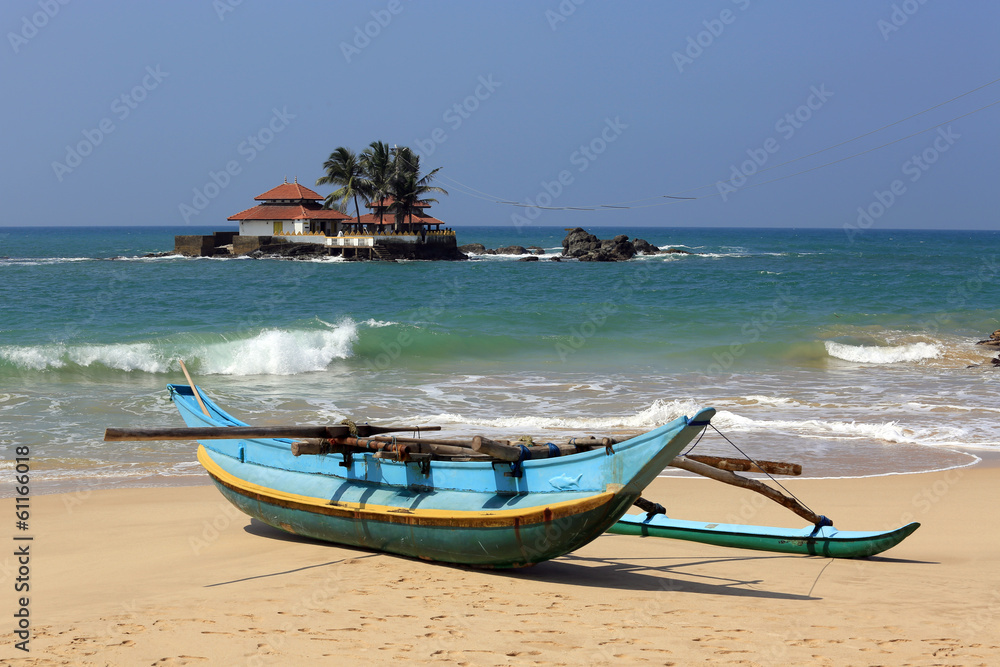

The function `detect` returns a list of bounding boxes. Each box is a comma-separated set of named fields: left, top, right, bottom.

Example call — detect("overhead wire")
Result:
left=428, top=76, right=1000, bottom=211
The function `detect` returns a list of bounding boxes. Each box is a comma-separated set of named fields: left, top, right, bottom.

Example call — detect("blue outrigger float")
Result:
left=104, top=383, right=919, bottom=568
left=608, top=513, right=920, bottom=559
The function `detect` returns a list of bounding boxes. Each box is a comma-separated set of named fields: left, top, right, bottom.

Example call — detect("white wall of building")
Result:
left=239, top=220, right=276, bottom=236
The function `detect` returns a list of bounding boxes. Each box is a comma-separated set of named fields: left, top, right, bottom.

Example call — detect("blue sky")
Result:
left=2, top=1, right=997, bottom=229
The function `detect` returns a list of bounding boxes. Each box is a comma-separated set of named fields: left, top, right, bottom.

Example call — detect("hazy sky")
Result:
left=2, top=1, right=997, bottom=229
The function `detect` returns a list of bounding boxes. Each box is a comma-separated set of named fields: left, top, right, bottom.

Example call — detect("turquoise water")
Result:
left=1, top=226, right=997, bottom=493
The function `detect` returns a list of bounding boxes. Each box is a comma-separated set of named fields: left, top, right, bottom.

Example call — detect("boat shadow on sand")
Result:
left=227, top=519, right=942, bottom=601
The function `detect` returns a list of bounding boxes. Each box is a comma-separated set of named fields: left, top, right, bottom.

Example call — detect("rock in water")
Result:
left=561, top=228, right=637, bottom=261
left=459, top=243, right=487, bottom=254
left=976, top=330, right=1000, bottom=347
left=562, top=228, right=601, bottom=257
left=495, top=245, right=529, bottom=255
left=632, top=238, right=661, bottom=255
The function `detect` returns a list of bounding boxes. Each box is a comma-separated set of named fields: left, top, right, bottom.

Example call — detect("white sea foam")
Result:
left=414, top=398, right=704, bottom=432
left=0, top=257, right=93, bottom=266
left=740, top=395, right=800, bottom=407
left=716, top=411, right=917, bottom=443
left=0, top=321, right=361, bottom=376
left=108, top=254, right=186, bottom=262
left=197, top=326, right=357, bottom=375
left=824, top=340, right=942, bottom=364
left=71, top=343, right=171, bottom=373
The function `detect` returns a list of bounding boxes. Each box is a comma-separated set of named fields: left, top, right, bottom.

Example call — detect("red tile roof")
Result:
left=354, top=212, right=445, bottom=226
left=415, top=213, right=445, bottom=226
left=356, top=212, right=395, bottom=226
left=367, top=198, right=431, bottom=209
left=228, top=204, right=350, bottom=221
left=255, top=182, right=323, bottom=201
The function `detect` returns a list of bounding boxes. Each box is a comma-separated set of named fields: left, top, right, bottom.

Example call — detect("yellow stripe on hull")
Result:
left=198, top=445, right=618, bottom=529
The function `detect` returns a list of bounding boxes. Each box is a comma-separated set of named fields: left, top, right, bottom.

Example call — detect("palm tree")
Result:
left=360, top=141, right=393, bottom=230
left=386, top=147, right=447, bottom=234
left=316, top=147, right=371, bottom=229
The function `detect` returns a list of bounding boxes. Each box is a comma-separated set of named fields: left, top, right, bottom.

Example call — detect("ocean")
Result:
left=1, top=225, right=997, bottom=496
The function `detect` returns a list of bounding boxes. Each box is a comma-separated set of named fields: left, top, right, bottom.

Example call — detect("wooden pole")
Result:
left=685, top=454, right=801, bottom=476
left=104, top=424, right=441, bottom=442
left=331, top=436, right=491, bottom=459
left=291, top=438, right=492, bottom=460
left=670, top=456, right=822, bottom=525
left=568, top=436, right=618, bottom=447
left=471, top=436, right=518, bottom=461
left=471, top=437, right=583, bottom=461
left=178, top=359, right=210, bottom=417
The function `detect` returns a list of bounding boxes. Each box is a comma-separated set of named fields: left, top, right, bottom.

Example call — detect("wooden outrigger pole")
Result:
left=668, top=455, right=824, bottom=525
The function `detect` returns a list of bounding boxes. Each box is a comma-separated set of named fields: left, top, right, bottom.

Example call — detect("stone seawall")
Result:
left=176, top=232, right=466, bottom=260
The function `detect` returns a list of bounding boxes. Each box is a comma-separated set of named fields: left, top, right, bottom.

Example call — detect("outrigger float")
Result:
left=104, top=380, right=919, bottom=568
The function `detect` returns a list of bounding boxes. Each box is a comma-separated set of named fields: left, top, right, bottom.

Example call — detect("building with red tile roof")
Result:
left=228, top=178, right=350, bottom=236
left=200, top=178, right=461, bottom=260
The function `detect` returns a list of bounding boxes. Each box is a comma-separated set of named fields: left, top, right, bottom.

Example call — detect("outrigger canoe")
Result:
left=161, top=384, right=714, bottom=568
left=104, top=383, right=921, bottom=567
left=609, top=513, right=920, bottom=559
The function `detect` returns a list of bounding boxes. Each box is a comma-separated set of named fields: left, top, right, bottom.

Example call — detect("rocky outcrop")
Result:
left=973, top=330, right=1000, bottom=368
left=250, top=241, right=330, bottom=258
left=562, top=228, right=601, bottom=257
left=494, top=245, right=529, bottom=255
left=527, top=246, right=546, bottom=255
left=631, top=237, right=693, bottom=255
left=976, top=330, right=1000, bottom=347
left=459, top=243, right=487, bottom=254
left=632, top=238, right=660, bottom=255
left=562, top=229, right=635, bottom=262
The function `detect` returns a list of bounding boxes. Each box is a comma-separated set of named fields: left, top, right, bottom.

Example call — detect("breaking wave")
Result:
left=0, top=320, right=363, bottom=377
left=414, top=398, right=705, bottom=432
left=824, top=340, right=942, bottom=364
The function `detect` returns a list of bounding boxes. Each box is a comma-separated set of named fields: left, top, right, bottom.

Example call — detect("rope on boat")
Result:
left=339, top=419, right=359, bottom=436
left=680, top=424, right=708, bottom=457
left=705, top=423, right=821, bottom=519
left=678, top=420, right=824, bottom=523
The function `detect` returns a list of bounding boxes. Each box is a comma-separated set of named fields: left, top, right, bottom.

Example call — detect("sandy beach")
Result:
left=4, top=460, right=998, bottom=666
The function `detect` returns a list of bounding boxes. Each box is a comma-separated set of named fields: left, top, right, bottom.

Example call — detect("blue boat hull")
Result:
left=170, top=384, right=715, bottom=567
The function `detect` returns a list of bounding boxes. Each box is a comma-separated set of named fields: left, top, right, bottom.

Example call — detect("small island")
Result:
left=175, top=143, right=464, bottom=261
left=174, top=142, right=692, bottom=263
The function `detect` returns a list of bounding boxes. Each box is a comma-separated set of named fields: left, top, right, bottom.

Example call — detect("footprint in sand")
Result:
left=151, top=657, right=209, bottom=665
